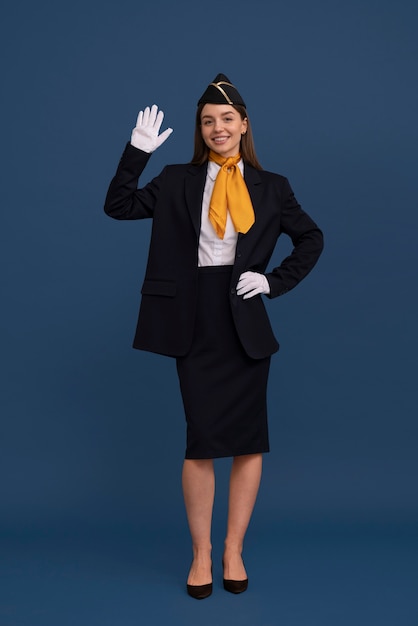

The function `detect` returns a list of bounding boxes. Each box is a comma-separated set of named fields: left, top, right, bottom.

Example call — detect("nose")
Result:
left=214, top=119, right=224, bottom=132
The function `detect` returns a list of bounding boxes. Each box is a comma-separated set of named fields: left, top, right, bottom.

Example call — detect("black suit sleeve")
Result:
left=104, top=143, right=165, bottom=220
left=266, top=177, right=324, bottom=298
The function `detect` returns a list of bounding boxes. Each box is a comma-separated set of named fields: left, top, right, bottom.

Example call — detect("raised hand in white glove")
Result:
left=236, top=271, right=270, bottom=299
left=130, top=104, right=173, bottom=153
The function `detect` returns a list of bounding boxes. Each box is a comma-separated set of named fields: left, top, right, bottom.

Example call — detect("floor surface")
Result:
left=1, top=522, right=417, bottom=626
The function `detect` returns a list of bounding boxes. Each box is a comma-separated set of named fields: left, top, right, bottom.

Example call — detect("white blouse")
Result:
left=198, top=160, right=243, bottom=267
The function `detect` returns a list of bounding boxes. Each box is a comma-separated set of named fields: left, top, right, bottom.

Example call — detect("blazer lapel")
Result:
left=185, top=163, right=208, bottom=237
left=238, top=164, right=263, bottom=247
left=244, top=164, right=262, bottom=214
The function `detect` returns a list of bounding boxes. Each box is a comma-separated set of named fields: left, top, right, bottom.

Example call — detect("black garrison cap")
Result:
left=197, top=73, right=246, bottom=107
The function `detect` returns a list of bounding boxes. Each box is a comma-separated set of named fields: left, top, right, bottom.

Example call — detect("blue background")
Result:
left=1, top=0, right=417, bottom=624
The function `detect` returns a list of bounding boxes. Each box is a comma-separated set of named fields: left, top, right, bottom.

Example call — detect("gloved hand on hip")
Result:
left=131, top=104, right=173, bottom=153
left=236, top=271, right=270, bottom=299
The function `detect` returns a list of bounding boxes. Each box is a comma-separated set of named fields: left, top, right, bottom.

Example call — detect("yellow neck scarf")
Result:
left=208, top=150, right=255, bottom=240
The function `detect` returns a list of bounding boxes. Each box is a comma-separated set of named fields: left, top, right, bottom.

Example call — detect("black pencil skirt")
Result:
left=176, top=266, right=271, bottom=459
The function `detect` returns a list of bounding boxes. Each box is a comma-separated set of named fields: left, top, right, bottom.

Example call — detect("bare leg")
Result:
left=223, top=453, right=263, bottom=580
left=182, top=458, right=215, bottom=586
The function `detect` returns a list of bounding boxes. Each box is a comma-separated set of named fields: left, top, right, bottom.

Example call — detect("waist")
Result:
left=197, top=265, right=234, bottom=275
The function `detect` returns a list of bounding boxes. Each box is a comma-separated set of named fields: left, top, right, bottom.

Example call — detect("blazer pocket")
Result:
left=141, top=279, right=177, bottom=297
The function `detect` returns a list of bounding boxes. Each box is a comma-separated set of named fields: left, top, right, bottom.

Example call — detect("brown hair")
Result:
left=190, top=104, right=263, bottom=170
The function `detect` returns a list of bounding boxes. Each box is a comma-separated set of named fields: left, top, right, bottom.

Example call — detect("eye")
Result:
left=202, top=120, right=213, bottom=126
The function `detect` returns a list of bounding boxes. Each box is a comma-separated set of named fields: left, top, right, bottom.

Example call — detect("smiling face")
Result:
left=200, top=104, right=248, bottom=157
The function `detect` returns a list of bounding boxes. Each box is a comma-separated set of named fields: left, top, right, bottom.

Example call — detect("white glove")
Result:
left=236, top=271, right=270, bottom=299
left=130, top=104, right=173, bottom=153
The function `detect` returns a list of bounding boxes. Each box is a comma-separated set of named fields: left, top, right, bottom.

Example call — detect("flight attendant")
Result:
left=104, top=73, right=324, bottom=598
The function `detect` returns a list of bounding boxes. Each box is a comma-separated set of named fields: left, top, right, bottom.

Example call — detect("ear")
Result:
left=241, top=117, right=248, bottom=134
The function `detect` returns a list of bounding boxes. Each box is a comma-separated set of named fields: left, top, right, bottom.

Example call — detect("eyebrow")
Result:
left=201, top=111, right=236, bottom=120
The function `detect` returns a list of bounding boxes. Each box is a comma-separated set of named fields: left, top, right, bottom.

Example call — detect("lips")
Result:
left=212, top=136, right=229, bottom=144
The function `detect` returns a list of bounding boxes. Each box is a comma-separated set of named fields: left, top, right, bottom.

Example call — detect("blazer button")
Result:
left=230, top=288, right=236, bottom=295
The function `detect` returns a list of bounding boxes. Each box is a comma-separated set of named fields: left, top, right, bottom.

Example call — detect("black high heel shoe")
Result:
left=222, top=559, right=248, bottom=594
left=186, top=566, right=213, bottom=600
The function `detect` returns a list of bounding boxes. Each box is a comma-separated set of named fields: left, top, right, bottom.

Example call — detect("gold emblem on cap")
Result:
left=209, top=80, right=236, bottom=105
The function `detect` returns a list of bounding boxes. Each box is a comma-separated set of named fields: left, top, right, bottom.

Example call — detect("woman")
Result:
left=104, top=74, right=323, bottom=599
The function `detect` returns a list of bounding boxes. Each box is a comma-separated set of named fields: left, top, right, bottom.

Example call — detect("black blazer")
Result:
left=104, top=143, right=323, bottom=359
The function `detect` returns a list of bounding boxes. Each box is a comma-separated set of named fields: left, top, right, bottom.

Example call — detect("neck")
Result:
left=209, top=150, right=241, bottom=164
